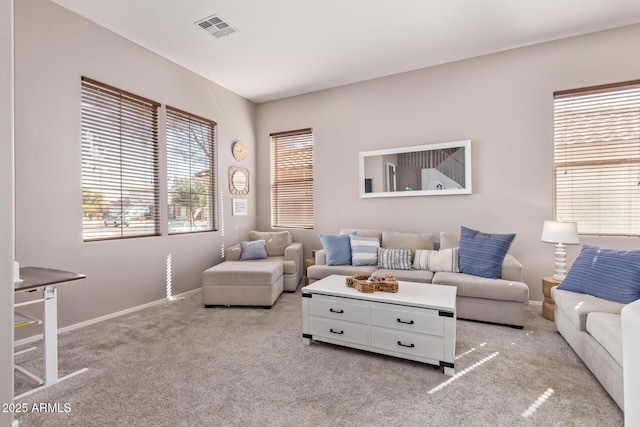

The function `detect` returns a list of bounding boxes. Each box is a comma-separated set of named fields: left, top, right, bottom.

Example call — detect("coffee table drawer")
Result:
left=371, top=327, right=444, bottom=360
left=309, top=295, right=369, bottom=324
left=309, top=317, right=369, bottom=346
left=371, top=304, right=444, bottom=336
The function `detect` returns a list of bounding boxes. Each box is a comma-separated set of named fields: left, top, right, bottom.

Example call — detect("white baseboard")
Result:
left=14, top=288, right=201, bottom=348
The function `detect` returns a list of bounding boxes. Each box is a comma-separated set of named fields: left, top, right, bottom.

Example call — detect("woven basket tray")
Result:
left=345, top=273, right=399, bottom=293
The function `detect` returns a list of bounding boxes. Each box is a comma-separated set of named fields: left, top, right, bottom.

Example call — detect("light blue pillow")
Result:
left=458, top=226, right=515, bottom=279
left=350, top=234, right=380, bottom=266
left=558, top=244, right=640, bottom=304
left=378, top=248, right=412, bottom=270
left=240, top=240, right=268, bottom=260
left=319, top=234, right=352, bottom=266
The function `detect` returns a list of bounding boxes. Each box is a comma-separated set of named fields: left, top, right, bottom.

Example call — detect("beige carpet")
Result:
left=14, top=288, right=623, bottom=426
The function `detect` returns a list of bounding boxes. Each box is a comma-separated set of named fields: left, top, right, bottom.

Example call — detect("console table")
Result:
left=14, top=267, right=87, bottom=398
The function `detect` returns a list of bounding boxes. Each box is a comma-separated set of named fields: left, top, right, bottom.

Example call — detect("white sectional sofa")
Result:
left=552, top=287, right=625, bottom=409
left=550, top=243, right=640, bottom=411
left=623, top=299, right=640, bottom=425
left=307, top=228, right=529, bottom=328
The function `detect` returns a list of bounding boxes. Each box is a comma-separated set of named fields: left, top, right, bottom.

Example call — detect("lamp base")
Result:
left=552, top=243, right=568, bottom=282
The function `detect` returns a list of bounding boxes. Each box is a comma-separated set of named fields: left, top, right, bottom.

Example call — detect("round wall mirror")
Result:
left=229, top=166, right=249, bottom=195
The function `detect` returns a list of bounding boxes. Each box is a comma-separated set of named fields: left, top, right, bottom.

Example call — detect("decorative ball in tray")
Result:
left=345, top=273, right=399, bottom=293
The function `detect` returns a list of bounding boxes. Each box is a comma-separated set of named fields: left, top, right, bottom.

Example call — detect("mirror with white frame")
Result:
left=359, top=140, right=472, bottom=198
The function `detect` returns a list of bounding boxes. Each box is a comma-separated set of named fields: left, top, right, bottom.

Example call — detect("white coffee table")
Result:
left=302, top=274, right=457, bottom=375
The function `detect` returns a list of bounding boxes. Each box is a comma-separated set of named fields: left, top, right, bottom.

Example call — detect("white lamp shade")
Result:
left=541, top=220, right=579, bottom=244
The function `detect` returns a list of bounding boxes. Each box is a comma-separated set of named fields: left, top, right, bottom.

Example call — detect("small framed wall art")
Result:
left=232, top=198, right=248, bottom=216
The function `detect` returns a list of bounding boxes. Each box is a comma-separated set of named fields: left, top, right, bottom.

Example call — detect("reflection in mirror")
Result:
left=359, top=140, right=471, bottom=198
left=232, top=170, right=247, bottom=191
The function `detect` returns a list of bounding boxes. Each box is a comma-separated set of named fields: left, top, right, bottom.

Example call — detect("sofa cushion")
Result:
left=458, top=226, right=515, bottom=279
left=375, top=268, right=433, bottom=283
left=413, top=248, right=459, bottom=272
left=339, top=229, right=382, bottom=241
left=378, top=248, right=412, bottom=270
left=586, top=312, right=623, bottom=366
left=319, top=234, right=352, bottom=266
left=307, top=264, right=377, bottom=281
left=551, top=287, right=625, bottom=332
left=229, top=255, right=297, bottom=275
left=202, top=261, right=282, bottom=287
left=381, top=230, right=435, bottom=252
left=349, top=234, right=380, bottom=266
left=249, top=231, right=292, bottom=257
left=257, top=256, right=296, bottom=275
left=433, top=271, right=529, bottom=303
left=240, top=240, right=268, bottom=260
left=557, top=244, right=640, bottom=304
left=439, top=231, right=459, bottom=250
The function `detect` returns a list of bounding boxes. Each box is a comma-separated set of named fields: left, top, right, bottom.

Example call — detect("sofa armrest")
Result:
left=226, top=243, right=241, bottom=261
left=284, top=241, right=304, bottom=272
left=501, top=254, right=523, bottom=282
left=314, top=249, right=327, bottom=266
left=623, top=299, right=640, bottom=424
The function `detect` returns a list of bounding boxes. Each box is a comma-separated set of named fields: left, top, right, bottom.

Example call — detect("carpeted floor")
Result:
left=13, top=288, right=623, bottom=426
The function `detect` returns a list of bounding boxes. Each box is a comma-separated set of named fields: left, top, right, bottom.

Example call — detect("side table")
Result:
left=542, top=276, right=560, bottom=321
left=14, top=267, right=88, bottom=399
left=304, top=258, right=315, bottom=286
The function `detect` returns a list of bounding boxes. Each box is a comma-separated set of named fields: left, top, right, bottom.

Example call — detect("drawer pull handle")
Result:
left=329, top=308, right=344, bottom=314
left=396, top=318, right=414, bottom=325
left=397, top=341, right=415, bottom=348
left=330, top=328, right=344, bottom=335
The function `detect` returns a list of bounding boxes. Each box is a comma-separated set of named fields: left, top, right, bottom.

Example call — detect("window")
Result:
left=553, top=80, right=640, bottom=236
left=166, top=106, right=216, bottom=234
left=81, top=77, right=160, bottom=241
left=271, top=128, right=314, bottom=229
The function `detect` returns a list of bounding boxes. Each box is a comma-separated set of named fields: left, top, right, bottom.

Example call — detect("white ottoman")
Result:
left=202, top=261, right=283, bottom=308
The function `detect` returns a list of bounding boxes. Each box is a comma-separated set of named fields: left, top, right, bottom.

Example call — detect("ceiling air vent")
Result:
left=195, top=14, right=237, bottom=38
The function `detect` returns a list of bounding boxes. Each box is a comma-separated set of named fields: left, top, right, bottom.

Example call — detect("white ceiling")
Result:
left=50, top=0, right=640, bottom=103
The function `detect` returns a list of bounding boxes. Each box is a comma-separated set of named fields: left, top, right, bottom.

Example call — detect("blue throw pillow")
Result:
left=319, top=234, right=352, bottom=266
left=349, top=234, right=380, bottom=266
left=458, top=226, right=515, bottom=279
left=558, top=244, right=640, bottom=304
left=240, top=240, right=268, bottom=260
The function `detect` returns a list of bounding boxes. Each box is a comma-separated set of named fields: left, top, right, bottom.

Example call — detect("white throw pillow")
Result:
left=350, top=234, right=380, bottom=266
left=413, top=248, right=460, bottom=272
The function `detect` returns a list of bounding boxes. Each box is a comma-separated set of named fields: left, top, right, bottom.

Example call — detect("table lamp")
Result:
left=541, top=220, right=579, bottom=281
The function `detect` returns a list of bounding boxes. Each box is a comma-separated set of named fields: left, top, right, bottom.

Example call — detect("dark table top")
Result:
left=14, top=266, right=86, bottom=292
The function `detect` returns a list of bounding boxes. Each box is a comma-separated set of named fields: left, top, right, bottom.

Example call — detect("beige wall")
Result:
left=256, top=24, right=640, bottom=302
left=1, top=1, right=16, bottom=423
left=14, top=0, right=257, bottom=334
left=10, top=0, right=640, bottom=336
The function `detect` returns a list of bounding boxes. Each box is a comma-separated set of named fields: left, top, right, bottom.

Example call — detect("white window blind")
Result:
left=81, top=77, right=160, bottom=241
left=271, top=129, right=314, bottom=229
left=166, top=106, right=216, bottom=234
left=553, top=80, right=640, bottom=236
